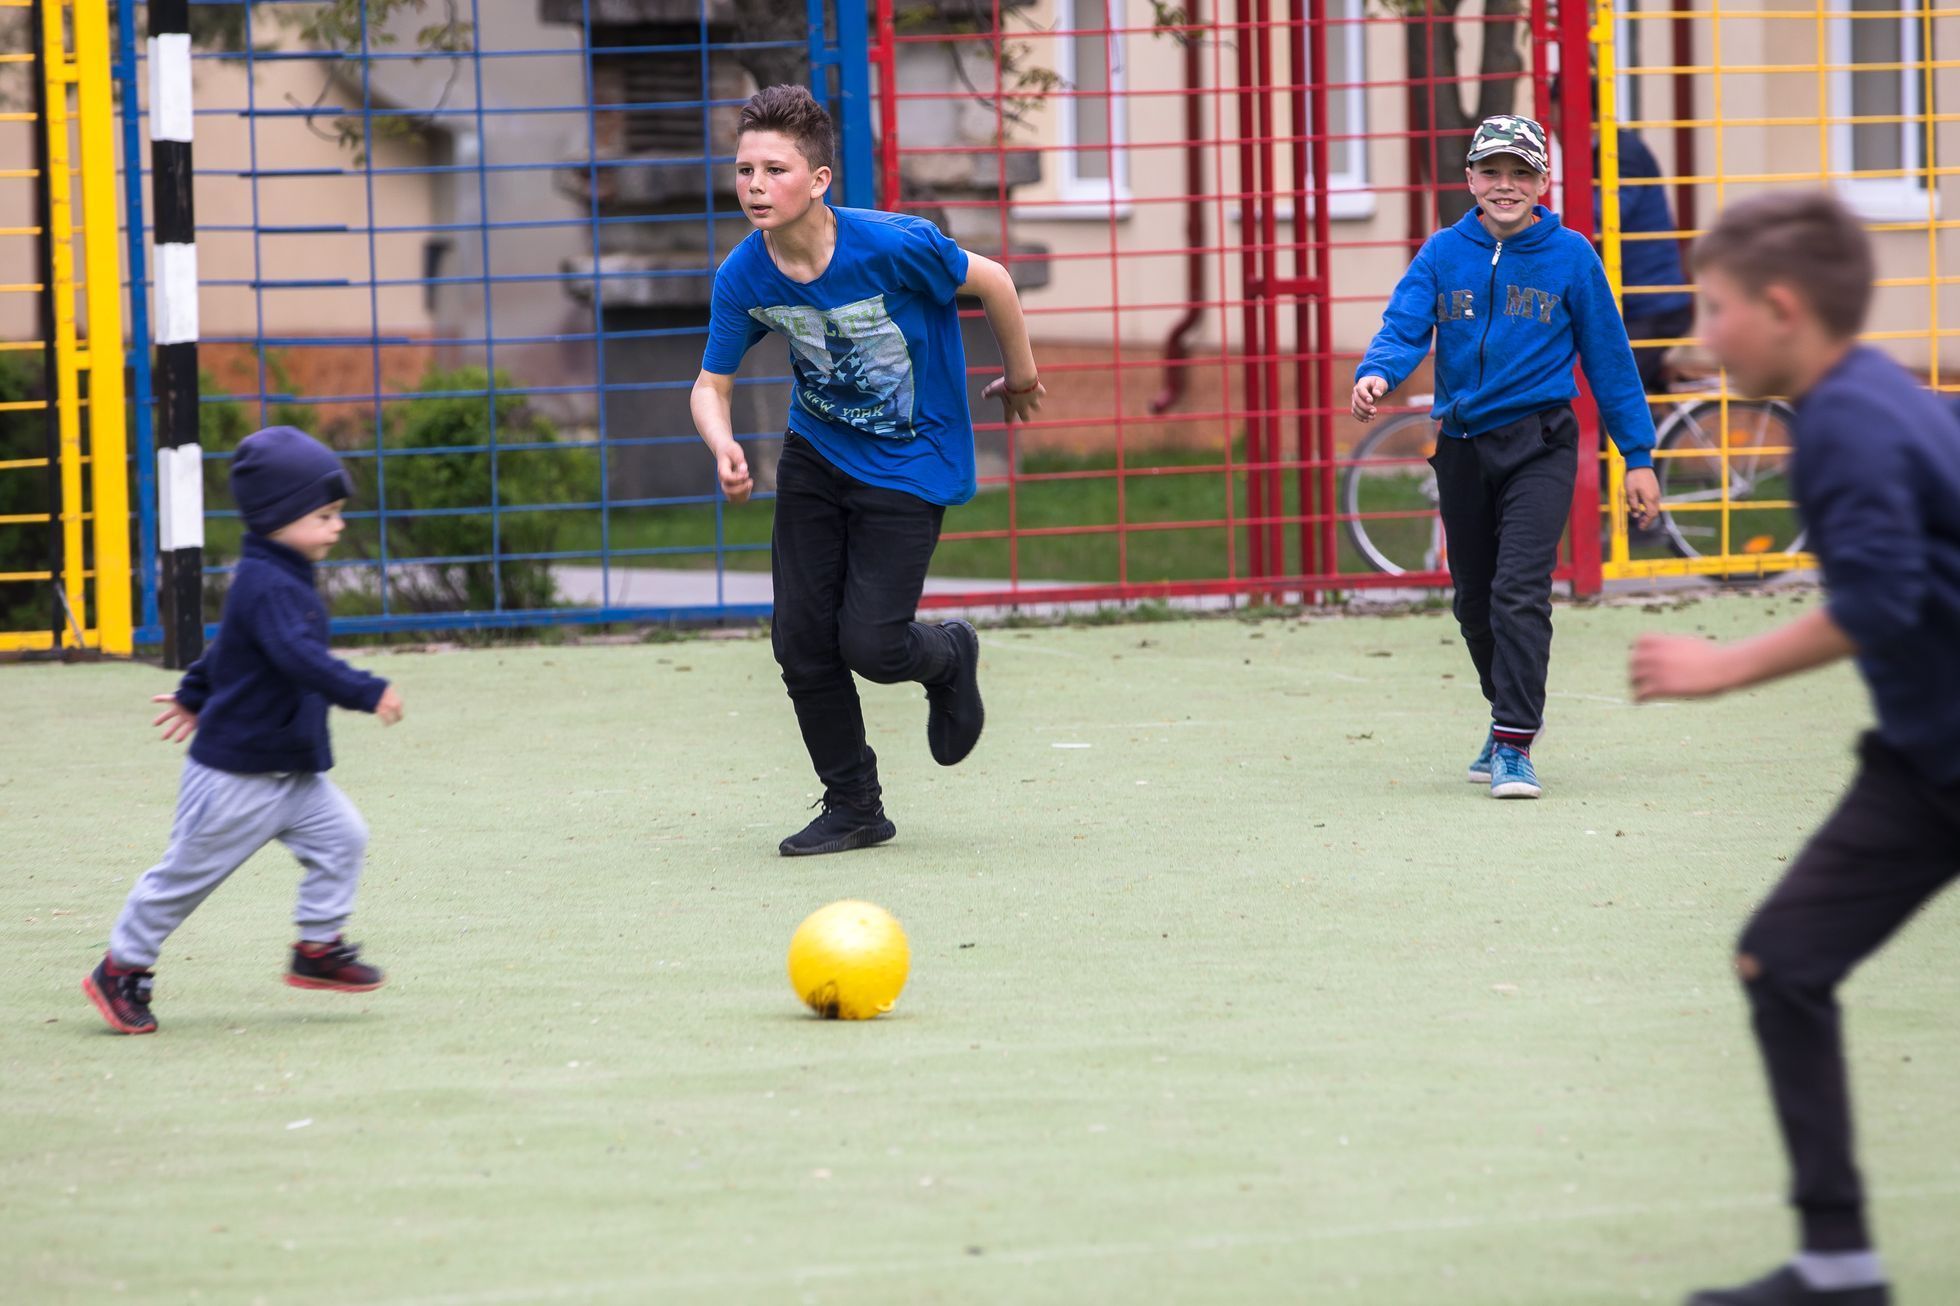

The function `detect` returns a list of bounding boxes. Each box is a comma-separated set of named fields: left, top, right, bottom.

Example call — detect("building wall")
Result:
left=1009, top=1, right=1958, bottom=381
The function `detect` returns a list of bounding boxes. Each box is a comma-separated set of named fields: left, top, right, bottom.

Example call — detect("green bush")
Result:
left=144, top=358, right=597, bottom=623
left=334, top=366, right=599, bottom=614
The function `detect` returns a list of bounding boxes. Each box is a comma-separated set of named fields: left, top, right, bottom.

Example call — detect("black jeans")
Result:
left=1430, top=405, right=1579, bottom=735
left=1735, top=735, right=1960, bottom=1252
left=771, top=433, right=958, bottom=809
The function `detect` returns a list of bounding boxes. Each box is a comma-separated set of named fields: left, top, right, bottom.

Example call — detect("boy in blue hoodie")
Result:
left=1352, top=115, right=1661, bottom=799
left=1633, top=190, right=1960, bottom=1306
left=83, top=426, right=404, bottom=1035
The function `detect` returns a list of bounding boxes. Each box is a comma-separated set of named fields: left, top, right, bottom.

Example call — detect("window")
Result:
left=1215, top=0, right=1373, bottom=226
left=1322, top=0, right=1371, bottom=218
left=1054, top=0, right=1131, bottom=211
left=1830, top=0, right=1936, bottom=220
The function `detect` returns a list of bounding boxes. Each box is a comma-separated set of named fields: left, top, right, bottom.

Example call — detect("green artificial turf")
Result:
left=3, top=593, right=1955, bottom=1304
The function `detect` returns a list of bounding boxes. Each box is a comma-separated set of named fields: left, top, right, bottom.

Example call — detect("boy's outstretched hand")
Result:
left=1629, top=632, right=1733, bottom=701
left=375, top=686, right=405, bottom=726
left=715, top=440, right=753, bottom=505
left=983, top=375, right=1045, bottom=424
left=150, top=693, right=198, bottom=743
left=1351, top=376, right=1389, bottom=423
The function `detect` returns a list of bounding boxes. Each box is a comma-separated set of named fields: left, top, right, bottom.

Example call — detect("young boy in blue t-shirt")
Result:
left=1633, top=191, right=1960, bottom=1306
left=1352, top=115, right=1662, bottom=799
left=691, top=85, right=1044, bottom=856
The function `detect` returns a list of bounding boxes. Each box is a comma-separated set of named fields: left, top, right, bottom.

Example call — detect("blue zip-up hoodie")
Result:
left=173, top=534, right=389, bottom=774
left=1356, top=206, right=1657, bottom=468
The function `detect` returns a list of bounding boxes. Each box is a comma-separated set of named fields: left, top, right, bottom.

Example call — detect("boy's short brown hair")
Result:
left=738, top=84, right=835, bottom=176
left=1693, top=190, right=1875, bottom=339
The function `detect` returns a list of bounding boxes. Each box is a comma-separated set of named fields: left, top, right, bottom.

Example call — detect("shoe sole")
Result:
left=81, top=974, right=156, bottom=1035
left=779, top=819, right=898, bottom=858
left=929, top=620, right=985, bottom=767
left=1467, top=766, right=1492, bottom=783
left=285, top=975, right=386, bottom=993
left=1490, top=780, right=1542, bottom=799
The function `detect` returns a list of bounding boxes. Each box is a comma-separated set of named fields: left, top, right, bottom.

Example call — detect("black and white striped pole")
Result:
left=149, top=0, right=202, bottom=667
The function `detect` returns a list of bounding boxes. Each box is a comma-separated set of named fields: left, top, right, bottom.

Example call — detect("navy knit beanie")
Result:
left=231, top=426, right=354, bottom=536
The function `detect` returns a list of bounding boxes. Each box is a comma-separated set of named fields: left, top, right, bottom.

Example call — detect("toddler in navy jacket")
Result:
left=84, top=426, right=405, bottom=1035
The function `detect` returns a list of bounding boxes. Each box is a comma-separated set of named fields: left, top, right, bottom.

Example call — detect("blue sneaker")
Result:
left=1467, top=728, right=1496, bottom=783
left=1489, top=744, right=1542, bottom=799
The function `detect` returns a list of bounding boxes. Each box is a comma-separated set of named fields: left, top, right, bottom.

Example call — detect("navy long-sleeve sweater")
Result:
left=174, top=534, right=388, bottom=774
left=1795, top=347, right=1960, bottom=786
left=1356, top=206, right=1657, bottom=467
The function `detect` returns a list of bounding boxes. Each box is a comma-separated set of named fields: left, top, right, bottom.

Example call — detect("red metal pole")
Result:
left=1256, top=0, right=1283, bottom=591
left=1671, top=0, right=1696, bottom=237
left=1290, top=0, right=1313, bottom=596
left=1307, top=0, right=1335, bottom=594
left=1236, top=0, right=1268, bottom=584
left=1557, top=0, right=1604, bottom=596
left=874, top=0, right=898, bottom=208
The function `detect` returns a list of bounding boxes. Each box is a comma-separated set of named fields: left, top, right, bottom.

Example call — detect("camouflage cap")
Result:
left=1466, top=115, right=1550, bottom=173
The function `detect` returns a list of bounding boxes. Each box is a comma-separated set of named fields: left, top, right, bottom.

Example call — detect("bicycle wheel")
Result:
left=1343, top=413, right=1444, bottom=576
left=1655, top=398, right=1806, bottom=567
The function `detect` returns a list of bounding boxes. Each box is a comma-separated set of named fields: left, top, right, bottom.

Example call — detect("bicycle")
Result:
left=1342, top=375, right=1803, bottom=577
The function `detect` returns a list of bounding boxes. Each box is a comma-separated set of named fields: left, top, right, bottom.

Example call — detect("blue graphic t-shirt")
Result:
left=703, top=205, right=976, bottom=506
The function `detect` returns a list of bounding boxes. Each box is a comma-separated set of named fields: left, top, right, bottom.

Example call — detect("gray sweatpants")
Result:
left=110, top=759, right=370, bottom=969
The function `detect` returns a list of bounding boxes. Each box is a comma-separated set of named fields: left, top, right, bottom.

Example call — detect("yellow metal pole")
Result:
left=1923, top=0, right=1942, bottom=407
left=1595, top=0, right=1631, bottom=574
left=1712, top=0, right=1730, bottom=563
left=74, top=0, right=130, bottom=654
left=39, top=0, right=85, bottom=646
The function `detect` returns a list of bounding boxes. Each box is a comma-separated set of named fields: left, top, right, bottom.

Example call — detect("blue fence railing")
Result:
left=117, top=0, right=874, bottom=640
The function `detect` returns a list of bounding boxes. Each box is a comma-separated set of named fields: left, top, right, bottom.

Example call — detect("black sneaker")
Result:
left=83, top=955, right=157, bottom=1035
left=779, top=801, right=898, bottom=857
left=287, top=937, right=386, bottom=993
left=1687, top=1266, right=1890, bottom=1306
left=926, top=619, right=984, bottom=766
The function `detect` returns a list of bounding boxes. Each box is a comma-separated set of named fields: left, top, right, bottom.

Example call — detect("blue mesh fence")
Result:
left=117, top=0, right=873, bottom=637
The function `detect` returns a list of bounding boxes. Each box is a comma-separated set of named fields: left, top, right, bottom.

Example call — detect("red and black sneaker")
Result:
left=287, top=937, right=386, bottom=993
left=83, top=954, right=158, bottom=1035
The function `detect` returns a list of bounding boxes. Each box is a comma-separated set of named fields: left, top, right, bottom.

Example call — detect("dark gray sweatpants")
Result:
left=109, top=759, right=369, bottom=969
left=1430, top=404, right=1579, bottom=737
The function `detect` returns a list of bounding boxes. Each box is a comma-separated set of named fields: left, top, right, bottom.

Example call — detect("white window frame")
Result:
left=1219, top=0, right=1373, bottom=226
left=1829, top=0, right=1937, bottom=222
left=1322, top=0, right=1373, bottom=219
left=1049, top=0, right=1134, bottom=219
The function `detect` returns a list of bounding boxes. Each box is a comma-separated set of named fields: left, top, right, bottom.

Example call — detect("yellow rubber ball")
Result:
left=787, top=900, right=910, bottom=1020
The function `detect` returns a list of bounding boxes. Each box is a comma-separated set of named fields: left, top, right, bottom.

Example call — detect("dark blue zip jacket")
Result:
left=1795, top=347, right=1960, bottom=786
left=173, top=534, right=389, bottom=774
left=1356, top=206, right=1657, bottom=468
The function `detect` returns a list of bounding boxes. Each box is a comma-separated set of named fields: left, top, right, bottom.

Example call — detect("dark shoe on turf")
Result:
left=926, top=619, right=984, bottom=766
left=287, top=937, right=386, bottom=993
left=1686, top=1266, right=1890, bottom=1306
left=779, top=801, right=898, bottom=857
left=83, top=955, right=157, bottom=1035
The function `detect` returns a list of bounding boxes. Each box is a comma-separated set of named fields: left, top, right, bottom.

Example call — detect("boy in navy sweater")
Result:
left=84, top=426, right=405, bottom=1035
left=692, top=86, right=1040, bottom=856
left=1353, top=114, right=1661, bottom=799
left=1633, top=191, right=1960, bottom=1306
